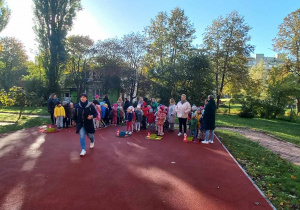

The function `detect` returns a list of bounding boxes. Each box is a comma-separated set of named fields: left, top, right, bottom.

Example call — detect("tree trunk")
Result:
left=215, top=73, right=219, bottom=108
left=17, top=106, right=23, bottom=122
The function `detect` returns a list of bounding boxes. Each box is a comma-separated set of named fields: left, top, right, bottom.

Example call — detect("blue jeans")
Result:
left=205, top=130, right=214, bottom=141
left=79, top=127, right=94, bottom=150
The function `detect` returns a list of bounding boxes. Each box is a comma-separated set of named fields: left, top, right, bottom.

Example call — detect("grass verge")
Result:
left=216, top=114, right=300, bottom=146
left=216, top=129, right=300, bottom=209
left=0, top=117, right=51, bottom=134
left=0, top=106, right=48, bottom=115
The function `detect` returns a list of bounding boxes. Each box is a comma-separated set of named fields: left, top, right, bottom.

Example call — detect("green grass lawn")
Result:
left=216, top=114, right=300, bottom=146
left=216, top=130, right=300, bottom=209
left=0, top=106, right=49, bottom=115
left=0, top=113, right=20, bottom=122
left=0, top=117, right=51, bottom=134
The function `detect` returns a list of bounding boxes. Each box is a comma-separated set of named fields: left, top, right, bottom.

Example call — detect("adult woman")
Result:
left=168, top=98, right=176, bottom=132
left=123, top=98, right=130, bottom=115
left=47, top=93, right=58, bottom=125
left=103, top=95, right=111, bottom=110
left=202, top=95, right=216, bottom=144
left=73, top=93, right=98, bottom=156
left=175, top=94, right=191, bottom=136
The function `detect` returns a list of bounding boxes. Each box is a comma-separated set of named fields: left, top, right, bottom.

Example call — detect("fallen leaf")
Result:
left=291, top=175, right=297, bottom=179
left=280, top=202, right=283, bottom=206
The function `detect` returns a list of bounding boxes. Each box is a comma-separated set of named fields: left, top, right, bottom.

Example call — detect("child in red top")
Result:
left=156, top=106, right=167, bottom=136
left=147, top=108, right=155, bottom=132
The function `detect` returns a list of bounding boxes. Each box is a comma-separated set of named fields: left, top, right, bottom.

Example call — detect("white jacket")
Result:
left=175, top=101, right=191, bottom=119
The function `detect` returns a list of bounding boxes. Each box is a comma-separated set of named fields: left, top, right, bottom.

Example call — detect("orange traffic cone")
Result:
left=183, top=134, right=187, bottom=142
left=147, top=132, right=150, bottom=139
left=117, top=129, right=120, bottom=136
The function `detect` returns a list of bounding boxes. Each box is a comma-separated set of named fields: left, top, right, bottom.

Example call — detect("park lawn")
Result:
left=0, top=117, right=51, bottom=134
left=0, top=106, right=49, bottom=115
left=216, top=114, right=300, bottom=146
left=0, top=114, right=19, bottom=122
left=216, top=129, right=300, bottom=209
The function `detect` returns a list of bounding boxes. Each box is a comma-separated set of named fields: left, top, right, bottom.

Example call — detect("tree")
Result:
left=273, top=9, right=300, bottom=114
left=145, top=7, right=196, bottom=68
left=33, top=0, right=82, bottom=94
left=65, top=35, right=94, bottom=100
left=0, top=37, right=28, bottom=91
left=0, top=0, right=10, bottom=33
left=120, top=32, right=147, bottom=103
left=203, top=11, right=254, bottom=108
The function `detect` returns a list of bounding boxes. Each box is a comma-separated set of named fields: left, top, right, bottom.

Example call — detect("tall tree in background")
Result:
left=0, top=37, right=28, bottom=91
left=65, top=35, right=94, bottom=100
left=0, top=0, right=10, bottom=33
left=33, top=0, right=82, bottom=94
left=273, top=9, right=300, bottom=114
left=203, top=11, right=254, bottom=108
left=121, top=32, right=147, bottom=102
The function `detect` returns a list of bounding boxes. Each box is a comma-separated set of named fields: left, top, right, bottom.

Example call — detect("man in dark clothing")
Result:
left=73, top=93, right=98, bottom=156
left=123, top=98, right=130, bottom=115
left=47, top=94, right=58, bottom=125
left=202, top=95, right=216, bottom=144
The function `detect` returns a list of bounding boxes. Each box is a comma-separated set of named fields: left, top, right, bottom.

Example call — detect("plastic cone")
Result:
left=147, top=132, right=150, bottom=138
left=117, top=129, right=120, bottom=136
left=183, top=134, right=187, bottom=142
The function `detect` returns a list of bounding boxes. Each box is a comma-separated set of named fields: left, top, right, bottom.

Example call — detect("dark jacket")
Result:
left=103, top=96, right=111, bottom=110
left=123, top=101, right=130, bottom=112
left=74, top=101, right=97, bottom=134
left=203, top=99, right=216, bottom=130
left=47, top=97, right=58, bottom=113
left=63, top=104, right=71, bottom=118
left=135, top=110, right=143, bottom=123
left=93, top=100, right=100, bottom=105
left=125, top=112, right=133, bottom=122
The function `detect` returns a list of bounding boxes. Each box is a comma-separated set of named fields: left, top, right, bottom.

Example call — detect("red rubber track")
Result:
left=0, top=126, right=272, bottom=210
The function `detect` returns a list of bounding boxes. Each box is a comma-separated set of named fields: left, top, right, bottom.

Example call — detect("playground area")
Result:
left=0, top=126, right=273, bottom=210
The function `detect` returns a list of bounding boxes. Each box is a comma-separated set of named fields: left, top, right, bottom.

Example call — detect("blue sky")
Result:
left=1, top=0, right=300, bottom=59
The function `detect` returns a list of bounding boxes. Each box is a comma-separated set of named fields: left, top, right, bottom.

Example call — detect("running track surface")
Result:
left=0, top=126, right=272, bottom=210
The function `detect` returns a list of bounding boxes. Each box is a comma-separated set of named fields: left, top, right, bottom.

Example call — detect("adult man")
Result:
left=202, top=95, right=216, bottom=144
left=175, top=94, right=191, bottom=136
left=47, top=93, right=58, bottom=125
left=73, top=93, right=98, bottom=156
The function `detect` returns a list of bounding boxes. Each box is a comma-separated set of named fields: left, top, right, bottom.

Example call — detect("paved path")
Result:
left=0, top=112, right=49, bottom=118
left=218, top=127, right=300, bottom=166
left=0, top=126, right=273, bottom=210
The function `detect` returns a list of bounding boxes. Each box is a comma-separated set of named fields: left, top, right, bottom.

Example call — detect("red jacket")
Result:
left=142, top=107, right=150, bottom=116
left=147, top=112, right=155, bottom=123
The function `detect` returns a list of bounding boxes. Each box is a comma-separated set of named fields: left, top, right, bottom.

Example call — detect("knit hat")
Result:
left=95, top=94, right=99, bottom=99
left=200, top=106, right=204, bottom=110
left=192, top=105, right=197, bottom=111
left=143, top=102, right=147, bottom=107
left=80, top=93, right=88, bottom=99
left=149, top=108, right=153, bottom=113
left=137, top=105, right=141, bottom=109
left=160, top=105, right=165, bottom=110
left=104, top=104, right=108, bottom=108
left=100, top=102, right=105, bottom=106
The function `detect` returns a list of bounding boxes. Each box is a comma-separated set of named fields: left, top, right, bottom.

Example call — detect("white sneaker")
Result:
left=129, top=132, right=132, bottom=135
left=202, top=140, right=209, bottom=144
left=184, top=133, right=187, bottom=136
left=178, top=132, right=182, bottom=136
left=90, top=142, right=94, bottom=148
left=80, top=149, right=86, bottom=156
left=209, top=140, right=214, bottom=144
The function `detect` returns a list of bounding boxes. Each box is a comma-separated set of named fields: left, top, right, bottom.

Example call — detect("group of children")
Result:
left=53, top=97, right=207, bottom=143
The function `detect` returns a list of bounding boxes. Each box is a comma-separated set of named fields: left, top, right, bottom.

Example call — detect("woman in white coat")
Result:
left=175, top=94, right=191, bottom=136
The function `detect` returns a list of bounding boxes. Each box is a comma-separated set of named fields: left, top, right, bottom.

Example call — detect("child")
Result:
left=132, top=107, right=137, bottom=132
left=94, top=104, right=101, bottom=129
left=141, top=102, right=150, bottom=129
left=54, top=102, right=65, bottom=129
left=198, top=108, right=205, bottom=141
left=135, top=105, right=143, bottom=131
left=69, top=103, right=75, bottom=127
left=156, top=106, right=166, bottom=136
left=147, top=108, right=156, bottom=132
left=62, top=101, right=70, bottom=128
left=104, top=104, right=110, bottom=126
left=112, top=103, right=118, bottom=126
left=168, top=98, right=176, bottom=132
left=125, top=107, right=133, bottom=135
left=190, top=113, right=198, bottom=140
left=100, top=102, right=106, bottom=127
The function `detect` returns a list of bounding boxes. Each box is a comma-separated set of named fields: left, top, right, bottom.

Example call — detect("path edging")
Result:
left=214, top=134, right=276, bottom=210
